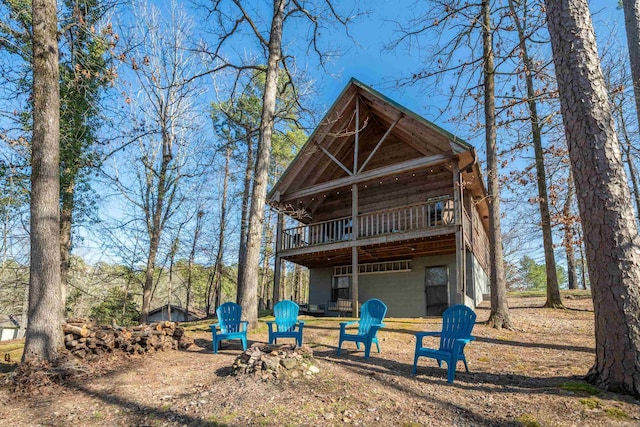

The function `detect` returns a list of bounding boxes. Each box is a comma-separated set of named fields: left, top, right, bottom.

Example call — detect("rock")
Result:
left=308, top=365, right=320, bottom=374
left=280, top=358, right=297, bottom=370
left=262, top=355, right=280, bottom=372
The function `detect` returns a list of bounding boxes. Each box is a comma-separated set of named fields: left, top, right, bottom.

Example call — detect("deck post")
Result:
left=453, top=163, right=466, bottom=304
left=352, top=183, right=359, bottom=317
left=352, top=94, right=360, bottom=317
left=273, top=212, right=284, bottom=304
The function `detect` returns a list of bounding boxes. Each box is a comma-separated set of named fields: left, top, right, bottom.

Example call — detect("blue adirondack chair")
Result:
left=412, top=304, right=476, bottom=383
left=337, top=298, right=387, bottom=359
left=210, top=302, right=248, bottom=354
left=266, top=300, right=304, bottom=346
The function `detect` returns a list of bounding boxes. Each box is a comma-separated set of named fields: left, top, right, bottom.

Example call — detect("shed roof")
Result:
left=148, top=305, right=206, bottom=320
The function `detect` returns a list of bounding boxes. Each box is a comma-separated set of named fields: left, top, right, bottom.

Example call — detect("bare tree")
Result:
left=482, top=0, right=512, bottom=328
left=207, top=0, right=357, bottom=326
left=507, top=0, right=562, bottom=308
left=110, top=1, right=207, bottom=323
left=23, top=0, right=64, bottom=361
left=186, top=210, right=204, bottom=318
left=390, top=0, right=512, bottom=328
left=211, top=146, right=231, bottom=313
left=544, top=0, right=640, bottom=396
left=562, top=171, right=579, bottom=290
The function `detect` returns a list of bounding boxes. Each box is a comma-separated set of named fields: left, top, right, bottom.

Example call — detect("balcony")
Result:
left=280, top=196, right=455, bottom=252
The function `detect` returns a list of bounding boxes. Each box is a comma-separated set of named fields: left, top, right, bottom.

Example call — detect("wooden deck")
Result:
left=281, top=196, right=454, bottom=252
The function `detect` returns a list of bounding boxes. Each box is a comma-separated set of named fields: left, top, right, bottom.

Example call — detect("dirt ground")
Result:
left=1, top=293, right=640, bottom=427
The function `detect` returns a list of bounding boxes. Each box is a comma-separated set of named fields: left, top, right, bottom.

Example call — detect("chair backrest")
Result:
left=439, top=304, right=476, bottom=352
left=358, top=299, right=387, bottom=335
left=273, top=300, right=299, bottom=331
left=216, top=302, right=243, bottom=333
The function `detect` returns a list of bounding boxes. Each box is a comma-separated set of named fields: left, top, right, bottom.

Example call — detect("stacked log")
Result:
left=63, top=319, right=193, bottom=361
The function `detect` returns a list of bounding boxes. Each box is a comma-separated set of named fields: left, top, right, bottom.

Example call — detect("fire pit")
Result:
left=231, top=343, right=319, bottom=380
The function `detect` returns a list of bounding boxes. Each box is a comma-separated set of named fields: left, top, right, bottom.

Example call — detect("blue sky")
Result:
left=313, top=0, right=625, bottom=124
left=73, top=0, right=628, bottom=268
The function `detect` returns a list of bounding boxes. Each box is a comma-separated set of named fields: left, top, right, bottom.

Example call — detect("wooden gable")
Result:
left=269, top=78, right=489, bottom=227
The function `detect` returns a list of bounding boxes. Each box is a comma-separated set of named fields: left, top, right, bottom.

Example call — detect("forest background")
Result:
left=0, top=0, right=631, bottom=326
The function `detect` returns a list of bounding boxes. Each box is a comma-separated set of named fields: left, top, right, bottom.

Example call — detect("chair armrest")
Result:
left=340, top=320, right=358, bottom=327
left=452, top=336, right=475, bottom=354
left=415, top=331, right=440, bottom=347
left=339, top=320, right=357, bottom=332
left=415, top=331, right=440, bottom=339
left=455, top=336, right=475, bottom=344
left=298, top=320, right=305, bottom=327
left=210, top=323, right=220, bottom=337
left=240, top=321, right=249, bottom=332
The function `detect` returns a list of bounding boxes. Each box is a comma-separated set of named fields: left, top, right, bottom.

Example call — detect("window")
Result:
left=425, top=265, right=449, bottom=316
left=332, top=275, right=351, bottom=301
left=332, top=260, right=412, bottom=276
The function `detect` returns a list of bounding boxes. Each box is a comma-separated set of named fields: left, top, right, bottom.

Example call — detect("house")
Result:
left=267, top=78, right=491, bottom=317
left=0, top=314, right=21, bottom=341
left=147, top=305, right=206, bottom=323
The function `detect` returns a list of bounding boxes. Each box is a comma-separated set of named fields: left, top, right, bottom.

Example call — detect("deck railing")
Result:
left=281, top=196, right=455, bottom=251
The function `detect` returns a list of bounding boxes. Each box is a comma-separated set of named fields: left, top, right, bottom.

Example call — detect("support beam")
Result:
left=352, top=183, right=359, bottom=317
left=354, top=95, right=359, bottom=173
left=282, top=153, right=453, bottom=201
left=359, top=114, right=402, bottom=173
left=453, top=164, right=466, bottom=304
left=315, top=142, right=353, bottom=176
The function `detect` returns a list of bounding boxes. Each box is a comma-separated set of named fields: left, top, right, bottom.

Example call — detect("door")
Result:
left=425, top=265, right=449, bottom=316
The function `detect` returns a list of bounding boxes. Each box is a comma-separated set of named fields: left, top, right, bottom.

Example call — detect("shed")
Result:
left=147, top=305, right=206, bottom=323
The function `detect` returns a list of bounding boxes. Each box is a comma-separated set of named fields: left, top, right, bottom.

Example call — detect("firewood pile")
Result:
left=232, top=343, right=319, bottom=380
left=63, top=318, right=194, bottom=360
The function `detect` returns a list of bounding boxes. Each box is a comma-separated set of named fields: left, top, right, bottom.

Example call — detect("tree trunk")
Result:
left=168, top=238, right=177, bottom=322
left=563, top=173, right=579, bottom=290
left=140, top=131, right=173, bottom=324
left=214, top=145, right=231, bottom=310
left=187, top=211, right=203, bottom=320
left=544, top=0, right=640, bottom=396
left=507, top=0, right=562, bottom=308
left=259, top=208, right=274, bottom=309
left=23, top=0, right=64, bottom=362
left=60, top=177, right=73, bottom=314
left=482, top=0, right=512, bottom=329
left=238, top=0, right=285, bottom=327
left=236, top=132, right=254, bottom=299
left=623, top=0, right=640, bottom=137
